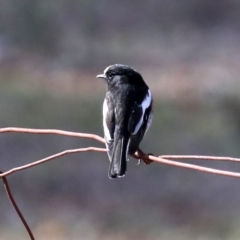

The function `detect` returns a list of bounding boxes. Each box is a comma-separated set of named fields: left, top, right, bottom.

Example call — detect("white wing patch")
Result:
left=145, top=109, right=153, bottom=134
left=132, top=89, right=152, bottom=135
left=103, top=98, right=112, bottom=141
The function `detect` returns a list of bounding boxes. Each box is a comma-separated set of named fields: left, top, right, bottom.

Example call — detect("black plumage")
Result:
left=97, top=64, right=153, bottom=178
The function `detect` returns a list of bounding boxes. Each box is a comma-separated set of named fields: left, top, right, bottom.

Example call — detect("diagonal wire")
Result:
left=161, top=155, right=240, bottom=162
left=0, top=171, right=35, bottom=240
left=0, top=147, right=106, bottom=178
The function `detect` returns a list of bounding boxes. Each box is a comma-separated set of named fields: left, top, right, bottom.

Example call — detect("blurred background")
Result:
left=0, top=0, right=240, bottom=239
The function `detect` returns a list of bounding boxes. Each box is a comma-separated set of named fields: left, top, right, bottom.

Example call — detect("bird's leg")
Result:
left=135, top=148, right=154, bottom=165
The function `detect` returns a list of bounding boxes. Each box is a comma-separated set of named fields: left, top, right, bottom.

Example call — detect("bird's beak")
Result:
left=96, top=73, right=106, bottom=79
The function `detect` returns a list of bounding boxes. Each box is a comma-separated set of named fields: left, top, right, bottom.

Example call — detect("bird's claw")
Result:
left=136, top=159, right=141, bottom=165
left=135, top=151, right=154, bottom=165
left=142, top=159, right=153, bottom=165
left=141, top=153, right=154, bottom=165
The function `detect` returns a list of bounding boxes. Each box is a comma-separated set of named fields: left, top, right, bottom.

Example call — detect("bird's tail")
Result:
left=108, top=133, right=128, bottom=179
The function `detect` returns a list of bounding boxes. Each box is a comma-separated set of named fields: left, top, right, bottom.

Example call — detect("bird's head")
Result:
left=97, top=64, right=145, bottom=86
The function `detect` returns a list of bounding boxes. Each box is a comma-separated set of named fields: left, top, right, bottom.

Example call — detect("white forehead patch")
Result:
left=103, top=64, right=136, bottom=75
left=103, top=65, right=112, bottom=75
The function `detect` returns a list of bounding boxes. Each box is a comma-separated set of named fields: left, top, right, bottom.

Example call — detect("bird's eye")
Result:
left=107, top=71, right=115, bottom=79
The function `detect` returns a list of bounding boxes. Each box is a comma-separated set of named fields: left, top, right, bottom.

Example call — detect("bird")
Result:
left=97, top=64, right=153, bottom=178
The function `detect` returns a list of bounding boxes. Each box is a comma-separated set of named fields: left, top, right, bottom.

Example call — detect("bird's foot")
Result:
left=142, top=153, right=154, bottom=165
left=135, top=149, right=154, bottom=165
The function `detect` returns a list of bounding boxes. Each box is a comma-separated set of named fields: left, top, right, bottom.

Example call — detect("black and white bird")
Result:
left=97, top=64, right=153, bottom=178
